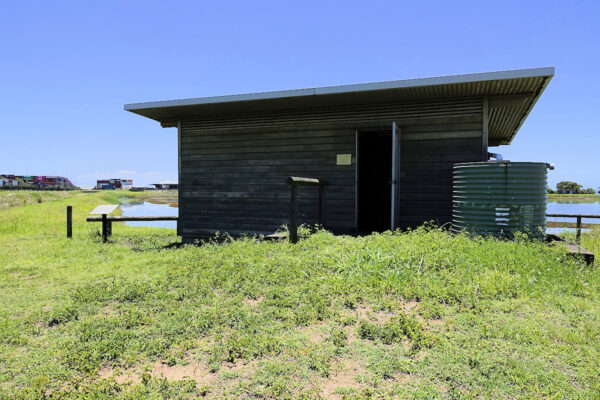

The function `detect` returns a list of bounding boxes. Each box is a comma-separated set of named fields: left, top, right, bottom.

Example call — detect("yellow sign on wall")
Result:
left=336, top=154, right=352, bottom=165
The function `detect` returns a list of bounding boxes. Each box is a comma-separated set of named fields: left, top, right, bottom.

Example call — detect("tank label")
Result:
left=495, top=207, right=510, bottom=226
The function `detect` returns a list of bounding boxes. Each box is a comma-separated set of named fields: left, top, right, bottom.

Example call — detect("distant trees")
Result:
left=556, top=181, right=583, bottom=194
left=554, top=181, right=598, bottom=194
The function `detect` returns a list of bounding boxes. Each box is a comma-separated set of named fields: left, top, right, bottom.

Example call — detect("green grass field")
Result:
left=0, top=190, right=76, bottom=211
left=1, top=191, right=599, bottom=399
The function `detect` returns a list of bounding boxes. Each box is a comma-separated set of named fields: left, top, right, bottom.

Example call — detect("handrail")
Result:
left=286, top=177, right=328, bottom=243
left=546, top=213, right=600, bottom=243
left=86, top=215, right=178, bottom=242
left=546, top=213, right=600, bottom=219
left=86, top=216, right=178, bottom=222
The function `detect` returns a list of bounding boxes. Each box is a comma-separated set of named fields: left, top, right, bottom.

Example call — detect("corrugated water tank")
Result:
left=452, top=161, right=551, bottom=238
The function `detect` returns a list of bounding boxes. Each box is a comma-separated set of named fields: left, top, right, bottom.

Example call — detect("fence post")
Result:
left=66, top=206, right=72, bottom=238
left=289, top=184, right=299, bottom=244
left=576, top=215, right=582, bottom=244
left=318, top=184, right=325, bottom=226
left=101, top=214, right=108, bottom=243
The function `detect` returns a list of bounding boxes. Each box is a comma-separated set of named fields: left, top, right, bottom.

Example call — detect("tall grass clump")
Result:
left=580, top=227, right=600, bottom=266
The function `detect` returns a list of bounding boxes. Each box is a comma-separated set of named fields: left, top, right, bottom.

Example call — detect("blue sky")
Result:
left=1, top=1, right=598, bottom=189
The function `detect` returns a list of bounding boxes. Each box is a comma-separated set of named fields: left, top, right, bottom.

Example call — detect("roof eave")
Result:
left=124, top=67, right=555, bottom=113
left=503, top=73, right=554, bottom=146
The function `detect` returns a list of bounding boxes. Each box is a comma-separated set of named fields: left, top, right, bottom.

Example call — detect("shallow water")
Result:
left=546, top=198, right=600, bottom=234
left=119, top=201, right=178, bottom=229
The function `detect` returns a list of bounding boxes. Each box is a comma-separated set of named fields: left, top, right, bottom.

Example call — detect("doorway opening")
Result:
left=357, top=130, right=392, bottom=233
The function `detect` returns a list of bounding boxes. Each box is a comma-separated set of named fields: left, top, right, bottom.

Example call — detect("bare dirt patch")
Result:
left=98, top=365, right=141, bottom=385
left=344, top=324, right=358, bottom=344
left=427, top=318, right=445, bottom=329
left=98, top=360, right=216, bottom=386
left=301, top=322, right=328, bottom=344
left=151, top=361, right=214, bottom=385
left=320, top=358, right=365, bottom=399
left=400, top=300, right=420, bottom=314
left=243, top=296, right=264, bottom=306
left=355, top=304, right=394, bottom=324
left=100, top=302, right=117, bottom=317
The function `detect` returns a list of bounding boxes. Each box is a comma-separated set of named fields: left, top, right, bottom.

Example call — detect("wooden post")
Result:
left=576, top=215, right=582, bottom=244
left=66, top=206, right=72, bottom=238
left=107, top=220, right=112, bottom=237
left=101, top=214, right=108, bottom=243
left=318, top=184, right=325, bottom=227
left=289, top=184, right=299, bottom=244
left=285, top=176, right=327, bottom=242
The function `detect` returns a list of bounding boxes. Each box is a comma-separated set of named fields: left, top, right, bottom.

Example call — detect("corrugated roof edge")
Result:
left=124, top=67, right=555, bottom=111
left=505, top=71, right=553, bottom=145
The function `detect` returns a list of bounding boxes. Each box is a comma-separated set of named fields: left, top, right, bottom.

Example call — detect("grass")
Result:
left=548, top=194, right=600, bottom=202
left=582, top=228, right=600, bottom=263
left=0, top=191, right=599, bottom=399
left=562, top=227, right=600, bottom=267
left=0, top=190, right=76, bottom=211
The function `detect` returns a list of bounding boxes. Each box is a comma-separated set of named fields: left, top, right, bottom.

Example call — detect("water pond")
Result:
left=547, top=197, right=600, bottom=234
left=119, top=200, right=178, bottom=229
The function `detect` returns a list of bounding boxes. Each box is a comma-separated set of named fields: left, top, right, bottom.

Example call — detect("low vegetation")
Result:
left=0, top=191, right=599, bottom=399
left=0, top=190, right=75, bottom=211
left=563, top=227, right=600, bottom=267
left=548, top=193, right=600, bottom=200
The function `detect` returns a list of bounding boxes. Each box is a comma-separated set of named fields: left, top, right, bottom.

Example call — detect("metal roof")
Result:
left=125, top=67, right=554, bottom=145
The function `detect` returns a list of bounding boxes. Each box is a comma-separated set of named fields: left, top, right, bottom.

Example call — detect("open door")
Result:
left=357, top=129, right=392, bottom=233
left=391, top=122, right=400, bottom=230
left=356, top=123, right=400, bottom=234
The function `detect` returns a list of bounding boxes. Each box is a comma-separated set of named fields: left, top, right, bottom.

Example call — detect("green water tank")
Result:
left=452, top=161, right=551, bottom=238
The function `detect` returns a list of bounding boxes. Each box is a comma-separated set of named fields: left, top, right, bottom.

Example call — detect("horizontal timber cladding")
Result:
left=179, top=97, right=483, bottom=239
left=399, top=136, right=484, bottom=229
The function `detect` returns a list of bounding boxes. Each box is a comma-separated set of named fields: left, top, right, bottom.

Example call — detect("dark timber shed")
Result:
left=125, top=67, right=554, bottom=242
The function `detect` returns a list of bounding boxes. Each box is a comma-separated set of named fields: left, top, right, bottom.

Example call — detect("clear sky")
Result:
left=1, top=1, right=598, bottom=189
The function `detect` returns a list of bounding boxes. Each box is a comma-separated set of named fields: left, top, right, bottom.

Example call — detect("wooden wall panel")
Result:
left=398, top=136, right=483, bottom=229
left=179, top=97, right=484, bottom=240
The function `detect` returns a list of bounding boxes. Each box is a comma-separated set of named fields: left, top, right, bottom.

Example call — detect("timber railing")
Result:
left=286, top=177, right=328, bottom=244
left=86, top=215, right=178, bottom=242
left=546, top=213, right=600, bottom=243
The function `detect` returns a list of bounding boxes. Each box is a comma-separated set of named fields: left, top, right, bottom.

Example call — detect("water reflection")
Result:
left=120, top=201, right=178, bottom=229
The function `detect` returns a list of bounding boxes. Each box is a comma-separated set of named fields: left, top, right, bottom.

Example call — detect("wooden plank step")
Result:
left=547, top=234, right=595, bottom=265
left=563, top=243, right=595, bottom=265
